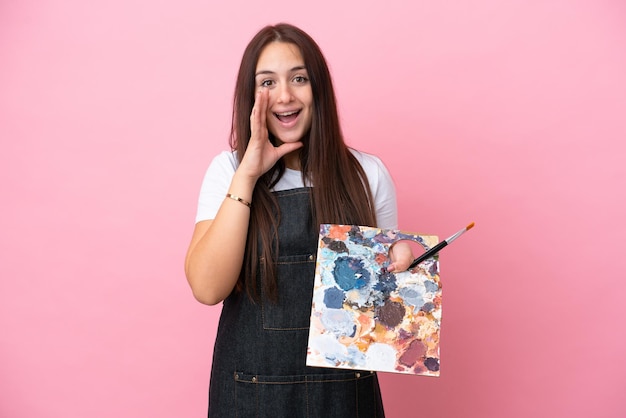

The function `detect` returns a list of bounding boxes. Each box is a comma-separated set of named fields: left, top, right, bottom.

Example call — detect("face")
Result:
left=255, top=42, right=313, bottom=145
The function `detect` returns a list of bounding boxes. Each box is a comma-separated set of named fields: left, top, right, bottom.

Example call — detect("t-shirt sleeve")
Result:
left=352, top=150, right=399, bottom=229
left=195, top=151, right=238, bottom=223
left=370, top=156, right=399, bottom=229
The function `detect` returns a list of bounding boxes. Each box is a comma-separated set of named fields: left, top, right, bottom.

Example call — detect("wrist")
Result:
left=228, top=170, right=256, bottom=203
left=226, top=193, right=251, bottom=208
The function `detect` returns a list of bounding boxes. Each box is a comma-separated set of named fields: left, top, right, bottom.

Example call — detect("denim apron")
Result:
left=208, top=187, right=385, bottom=417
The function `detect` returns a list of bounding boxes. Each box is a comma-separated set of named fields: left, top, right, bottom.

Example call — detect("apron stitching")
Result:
left=255, top=376, right=259, bottom=418
left=233, top=371, right=238, bottom=418
left=305, top=376, right=310, bottom=418
left=355, top=375, right=359, bottom=418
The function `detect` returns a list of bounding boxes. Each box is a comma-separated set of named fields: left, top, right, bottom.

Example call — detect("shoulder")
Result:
left=195, top=150, right=239, bottom=223
left=202, top=150, right=239, bottom=181
left=349, top=148, right=382, bottom=164
left=207, top=150, right=239, bottom=173
left=348, top=147, right=396, bottom=196
left=349, top=148, right=397, bottom=229
left=348, top=148, right=388, bottom=177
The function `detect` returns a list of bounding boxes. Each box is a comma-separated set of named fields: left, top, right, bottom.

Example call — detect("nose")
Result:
left=276, top=82, right=293, bottom=104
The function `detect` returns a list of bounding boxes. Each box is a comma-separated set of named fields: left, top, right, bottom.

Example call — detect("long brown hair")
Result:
left=230, top=23, right=377, bottom=301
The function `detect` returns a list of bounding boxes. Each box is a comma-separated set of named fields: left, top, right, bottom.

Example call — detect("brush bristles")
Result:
left=466, top=222, right=475, bottom=230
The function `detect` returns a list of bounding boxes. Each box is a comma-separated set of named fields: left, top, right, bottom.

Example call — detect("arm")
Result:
left=184, top=171, right=257, bottom=305
left=184, top=89, right=303, bottom=305
left=361, top=152, right=414, bottom=272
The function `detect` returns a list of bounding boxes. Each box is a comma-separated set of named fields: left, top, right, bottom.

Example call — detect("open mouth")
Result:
left=274, top=110, right=300, bottom=123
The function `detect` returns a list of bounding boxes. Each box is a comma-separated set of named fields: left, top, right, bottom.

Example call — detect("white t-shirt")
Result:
left=195, top=149, right=398, bottom=229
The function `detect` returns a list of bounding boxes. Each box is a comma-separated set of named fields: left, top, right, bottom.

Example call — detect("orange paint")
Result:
left=327, top=224, right=352, bottom=240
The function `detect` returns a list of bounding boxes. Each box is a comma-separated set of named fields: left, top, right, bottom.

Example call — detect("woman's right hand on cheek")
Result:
left=238, top=89, right=303, bottom=179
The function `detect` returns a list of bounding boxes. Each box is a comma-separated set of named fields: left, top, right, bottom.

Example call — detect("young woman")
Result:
left=185, top=23, right=413, bottom=417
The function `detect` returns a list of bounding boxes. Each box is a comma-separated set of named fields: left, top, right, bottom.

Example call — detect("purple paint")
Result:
left=424, top=357, right=440, bottom=372
left=421, top=302, right=435, bottom=313
left=323, top=238, right=349, bottom=254
left=376, top=301, right=405, bottom=328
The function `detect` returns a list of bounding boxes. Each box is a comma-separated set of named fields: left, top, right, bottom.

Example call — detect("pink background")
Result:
left=1, top=1, right=625, bottom=417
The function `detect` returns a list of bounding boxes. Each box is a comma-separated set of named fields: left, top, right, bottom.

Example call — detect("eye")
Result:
left=260, top=79, right=274, bottom=88
left=293, top=75, right=309, bottom=84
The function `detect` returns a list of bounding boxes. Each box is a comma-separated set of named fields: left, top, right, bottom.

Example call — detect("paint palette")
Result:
left=306, top=224, right=442, bottom=376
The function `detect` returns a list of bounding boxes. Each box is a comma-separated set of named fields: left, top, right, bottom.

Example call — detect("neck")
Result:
left=283, top=150, right=301, bottom=170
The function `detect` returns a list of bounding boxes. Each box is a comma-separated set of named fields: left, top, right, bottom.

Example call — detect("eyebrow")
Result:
left=255, top=65, right=308, bottom=77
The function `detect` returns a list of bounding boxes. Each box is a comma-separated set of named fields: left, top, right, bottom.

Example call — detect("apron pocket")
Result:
left=233, top=370, right=380, bottom=418
left=261, top=254, right=316, bottom=331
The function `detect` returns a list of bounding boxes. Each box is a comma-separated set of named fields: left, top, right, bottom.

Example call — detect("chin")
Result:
left=272, top=131, right=305, bottom=144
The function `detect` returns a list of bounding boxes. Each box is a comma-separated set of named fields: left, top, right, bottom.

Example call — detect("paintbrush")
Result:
left=408, top=222, right=475, bottom=269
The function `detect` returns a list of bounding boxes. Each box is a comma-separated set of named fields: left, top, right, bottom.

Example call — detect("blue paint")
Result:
left=399, top=287, right=424, bottom=309
left=333, top=256, right=371, bottom=291
left=373, top=268, right=397, bottom=296
left=321, top=308, right=357, bottom=337
left=323, top=287, right=345, bottom=309
left=424, top=280, right=439, bottom=293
